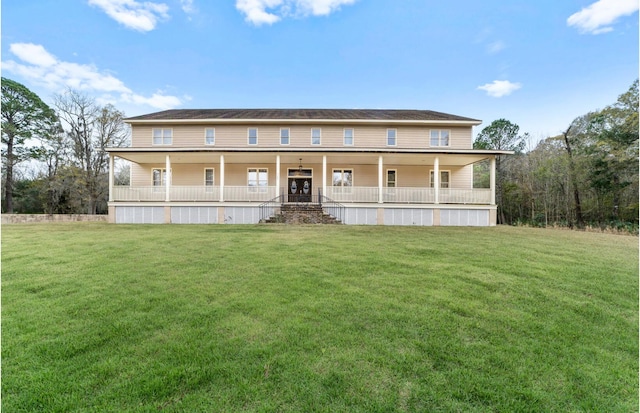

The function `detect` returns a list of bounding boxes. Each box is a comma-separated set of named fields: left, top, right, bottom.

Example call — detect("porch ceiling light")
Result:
left=292, top=158, right=305, bottom=176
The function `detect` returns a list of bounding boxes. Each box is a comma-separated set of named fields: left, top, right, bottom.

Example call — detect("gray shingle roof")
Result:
left=125, top=109, right=480, bottom=122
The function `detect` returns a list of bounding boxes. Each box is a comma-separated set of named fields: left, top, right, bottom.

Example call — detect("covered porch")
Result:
left=107, top=148, right=498, bottom=206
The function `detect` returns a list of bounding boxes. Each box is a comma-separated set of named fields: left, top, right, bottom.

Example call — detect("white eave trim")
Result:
left=105, top=147, right=513, bottom=156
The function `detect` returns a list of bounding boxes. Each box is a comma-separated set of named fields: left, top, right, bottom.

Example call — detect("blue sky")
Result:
left=2, top=0, right=638, bottom=142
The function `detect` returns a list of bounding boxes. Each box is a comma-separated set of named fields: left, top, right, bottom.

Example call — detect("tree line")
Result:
left=1, top=78, right=128, bottom=215
left=2, top=78, right=638, bottom=231
left=475, top=80, right=638, bottom=231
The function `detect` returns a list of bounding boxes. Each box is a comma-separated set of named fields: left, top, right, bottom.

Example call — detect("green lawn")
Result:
left=2, top=224, right=638, bottom=412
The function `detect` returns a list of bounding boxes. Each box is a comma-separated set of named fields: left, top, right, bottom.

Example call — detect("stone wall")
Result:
left=1, top=214, right=108, bottom=224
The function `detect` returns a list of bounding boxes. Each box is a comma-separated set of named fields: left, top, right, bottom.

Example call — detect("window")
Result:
left=204, top=168, right=214, bottom=186
left=430, top=130, right=450, bottom=147
left=248, top=128, right=258, bottom=145
left=153, top=128, right=172, bottom=145
left=152, top=168, right=167, bottom=186
left=280, top=128, right=290, bottom=145
left=386, top=170, right=397, bottom=187
left=205, top=128, right=215, bottom=145
left=429, top=170, right=450, bottom=188
left=311, top=128, right=321, bottom=145
left=248, top=168, right=268, bottom=191
left=333, top=169, right=353, bottom=187
left=343, top=128, right=354, bottom=145
left=387, top=129, right=397, bottom=146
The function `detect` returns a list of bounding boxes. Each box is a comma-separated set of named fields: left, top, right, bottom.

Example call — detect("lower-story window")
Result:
left=248, top=168, right=268, bottom=192
left=333, top=169, right=353, bottom=193
left=205, top=168, right=215, bottom=191
left=152, top=168, right=167, bottom=187
left=386, top=170, right=397, bottom=187
left=429, top=170, right=450, bottom=188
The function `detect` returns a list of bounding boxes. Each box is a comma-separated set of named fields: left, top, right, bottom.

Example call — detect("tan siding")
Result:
left=172, top=164, right=218, bottom=186
left=130, top=123, right=474, bottom=149
left=425, top=127, right=472, bottom=150
left=132, top=164, right=166, bottom=186
left=448, top=127, right=473, bottom=149
left=395, top=166, right=429, bottom=187
left=397, top=127, right=426, bottom=148
left=174, top=126, right=206, bottom=147
left=451, top=165, right=473, bottom=189
left=130, top=163, right=148, bottom=186
left=215, top=126, right=246, bottom=147
left=130, top=161, right=473, bottom=189
left=131, top=126, right=154, bottom=147
left=223, top=164, right=276, bottom=186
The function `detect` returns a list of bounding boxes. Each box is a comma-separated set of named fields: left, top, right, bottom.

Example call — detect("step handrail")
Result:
left=259, top=188, right=345, bottom=223
left=259, top=194, right=285, bottom=222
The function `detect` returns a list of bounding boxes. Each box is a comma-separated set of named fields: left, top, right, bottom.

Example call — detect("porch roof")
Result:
left=106, top=147, right=512, bottom=166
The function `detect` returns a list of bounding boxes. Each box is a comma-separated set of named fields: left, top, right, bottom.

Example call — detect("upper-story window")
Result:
left=430, top=130, right=450, bottom=147
left=280, top=128, right=290, bottom=145
left=248, top=128, right=258, bottom=145
left=205, top=128, right=215, bottom=145
left=387, top=129, right=397, bottom=146
left=311, top=128, right=321, bottom=145
left=153, top=128, right=172, bottom=145
left=343, top=128, right=354, bottom=146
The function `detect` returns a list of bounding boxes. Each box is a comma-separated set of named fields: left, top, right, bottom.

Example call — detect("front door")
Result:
left=288, top=177, right=312, bottom=202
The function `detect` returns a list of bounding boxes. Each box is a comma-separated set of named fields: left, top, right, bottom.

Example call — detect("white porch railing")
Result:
left=383, top=187, right=435, bottom=203
left=224, top=186, right=278, bottom=201
left=171, top=186, right=219, bottom=201
left=325, top=186, right=490, bottom=204
left=325, top=186, right=379, bottom=203
left=113, top=185, right=491, bottom=204
left=113, top=185, right=277, bottom=202
left=113, top=186, right=166, bottom=201
left=440, top=188, right=491, bottom=204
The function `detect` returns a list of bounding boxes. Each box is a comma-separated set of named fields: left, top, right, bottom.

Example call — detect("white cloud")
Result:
left=180, top=0, right=196, bottom=14
left=236, top=0, right=356, bottom=26
left=236, top=0, right=282, bottom=25
left=123, top=91, right=184, bottom=108
left=567, top=0, right=639, bottom=34
left=477, top=80, right=522, bottom=98
left=1, top=43, right=183, bottom=111
left=486, top=40, right=506, bottom=54
left=9, top=43, right=58, bottom=67
left=296, top=0, right=357, bottom=15
left=88, top=0, right=170, bottom=32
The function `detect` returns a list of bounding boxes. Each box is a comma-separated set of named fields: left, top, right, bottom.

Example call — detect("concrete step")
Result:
left=263, top=205, right=342, bottom=224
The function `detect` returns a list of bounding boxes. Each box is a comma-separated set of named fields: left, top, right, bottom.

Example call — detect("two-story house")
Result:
left=106, top=109, right=510, bottom=225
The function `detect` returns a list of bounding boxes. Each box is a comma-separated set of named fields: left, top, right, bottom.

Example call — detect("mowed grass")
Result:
left=2, top=224, right=638, bottom=412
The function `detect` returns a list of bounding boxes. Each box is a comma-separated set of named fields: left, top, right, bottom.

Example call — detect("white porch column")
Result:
left=322, top=155, right=327, bottom=198
left=434, top=156, right=440, bottom=204
left=108, top=153, right=114, bottom=202
left=378, top=155, right=383, bottom=204
left=219, top=154, right=225, bottom=202
left=165, top=155, right=171, bottom=202
left=490, top=156, right=496, bottom=205
left=276, top=155, right=281, bottom=197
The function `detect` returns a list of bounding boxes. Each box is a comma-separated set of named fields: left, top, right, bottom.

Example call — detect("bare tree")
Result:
left=54, top=90, right=128, bottom=214
left=561, top=124, right=584, bottom=228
